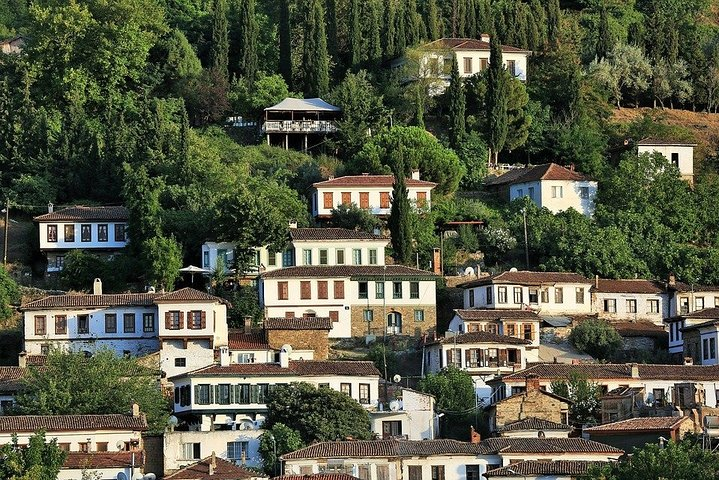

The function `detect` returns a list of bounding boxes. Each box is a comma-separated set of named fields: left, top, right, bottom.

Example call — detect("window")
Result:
left=513, top=287, right=523, bottom=304
left=410, top=282, right=420, bottom=299
left=34, top=315, right=46, bottom=335
left=528, top=187, right=534, bottom=199
left=188, top=311, right=203, bottom=329
left=120, top=313, right=134, bottom=333
left=431, top=465, right=445, bottom=480
left=341, top=192, right=351, bottom=205
left=393, top=282, right=403, bottom=299
left=336, top=249, right=345, bottom=265
left=704, top=338, right=709, bottom=360
left=414, top=310, right=425, bottom=322
left=551, top=185, right=563, bottom=198
left=486, top=286, right=493, bottom=304
left=181, top=442, right=201, bottom=460
left=468, top=289, right=475, bottom=307
left=506, top=323, right=516, bottom=337
left=554, top=287, right=564, bottom=304
left=268, top=252, right=277, bottom=266
left=523, top=323, right=534, bottom=341
left=671, top=152, right=679, bottom=167
left=576, top=287, right=585, bottom=304
left=340, top=383, right=352, bottom=395
left=711, top=338, right=717, bottom=359
left=363, top=309, right=374, bottom=322
left=540, top=287, right=549, bottom=303
left=302, top=249, right=312, bottom=265
left=323, top=192, right=334, bottom=209
left=382, top=421, right=402, bottom=439
left=466, top=465, right=481, bottom=480
left=278, top=281, right=289, bottom=300
left=579, top=186, right=590, bottom=199
left=167, top=311, right=181, bottom=330
left=696, top=297, right=705, bottom=310
left=216, top=384, right=230, bottom=404
left=369, top=249, right=378, bottom=265
left=47, top=225, right=58, bottom=242
left=359, top=384, right=370, bottom=404
left=334, top=280, right=345, bottom=299
left=447, top=348, right=462, bottom=368
left=64, top=225, right=75, bottom=242
left=528, top=288, right=538, bottom=304
left=79, top=442, right=90, bottom=453
left=626, top=299, right=637, bottom=314
left=329, top=311, right=339, bottom=322
left=143, top=313, right=154, bottom=332
left=680, top=297, right=689, bottom=314
left=40, top=344, right=50, bottom=355
left=360, top=192, right=369, bottom=208
left=604, top=299, right=617, bottom=313
left=114, top=224, right=126, bottom=242
left=97, top=224, right=108, bottom=242
left=203, top=251, right=210, bottom=268
left=408, top=465, right=422, bottom=480
left=77, top=314, right=89, bottom=334
left=55, top=315, right=67, bottom=334
left=317, top=249, right=328, bottom=265
left=417, top=191, right=427, bottom=208
left=376, top=282, right=385, bottom=299
left=318, top=281, right=328, bottom=299
left=175, top=358, right=186, bottom=367
left=300, top=281, right=311, bottom=300
left=282, top=249, right=293, bottom=267
left=105, top=314, right=117, bottom=333
left=479, top=58, right=488, bottom=70
left=195, top=384, right=211, bottom=405
left=517, top=188, right=523, bottom=197
left=463, top=56, right=472, bottom=74
left=227, top=441, right=249, bottom=461
left=498, top=286, right=508, bottom=303
left=506, top=59, right=516, bottom=76
left=352, top=249, right=362, bottom=265
left=358, top=282, right=368, bottom=299
left=81, top=224, right=91, bottom=242
left=380, top=191, right=390, bottom=208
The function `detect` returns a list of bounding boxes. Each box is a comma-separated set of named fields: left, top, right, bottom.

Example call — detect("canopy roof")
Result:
left=265, top=97, right=341, bottom=112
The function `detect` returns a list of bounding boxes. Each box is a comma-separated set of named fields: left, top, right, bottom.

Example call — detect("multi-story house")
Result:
left=263, top=97, right=340, bottom=151
left=0, top=408, right=148, bottom=480
left=484, top=163, right=598, bottom=216
left=370, top=387, right=436, bottom=441
left=667, top=276, right=719, bottom=317
left=259, top=265, right=438, bottom=338
left=447, top=309, right=541, bottom=356
left=637, top=138, right=696, bottom=184
left=34, top=205, right=129, bottom=272
left=591, top=278, right=669, bottom=325
left=310, top=173, right=436, bottom=219
left=459, top=271, right=593, bottom=315
left=666, top=308, right=719, bottom=365
left=20, top=281, right=229, bottom=378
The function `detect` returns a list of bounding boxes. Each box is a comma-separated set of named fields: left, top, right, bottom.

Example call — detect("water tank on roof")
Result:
left=704, top=416, right=719, bottom=437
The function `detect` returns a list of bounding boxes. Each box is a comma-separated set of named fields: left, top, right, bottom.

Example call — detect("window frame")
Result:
left=80, top=224, right=92, bottom=242
left=410, top=281, right=420, bottom=299
left=143, top=313, right=155, bottom=332
left=34, top=315, right=46, bottom=336
left=77, top=314, right=89, bottom=334
left=124, top=313, right=136, bottom=333
left=393, top=282, right=403, bottom=299
left=64, top=224, right=75, bottom=242
left=358, top=282, right=369, bottom=300
left=47, top=225, right=58, bottom=243
left=105, top=313, right=117, bottom=334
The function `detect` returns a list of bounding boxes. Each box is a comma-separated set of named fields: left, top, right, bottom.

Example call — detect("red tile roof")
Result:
left=585, top=416, right=689, bottom=433
left=485, top=460, right=608, bottom=477
left=0, top=366, right=26, bottom=393
left=600, top=386, right=645, bottom=399
left=264, top=317, right=333, bottom=330
left=484, top=163, right=590, bottom=186
left=165, top=456, right=263, bottom=479
left=155, top=287, right=229, bottom=305
left=454, top=309, right=541, bottom=321
left=611, top=321, right=667, bottom=338
left=497, top=363, right=719, bottom=382
left=290, top=228, right=388, bottom=241
left=475, top=437, right=623, bottom=455
left=667, top=307, right=719, bottom=322
left=26, top=354, right=47, bottom=366
left=22, top=288, right=227, bottom=310
left=261, top=265, right=436, bottom=279
left=460, top=271, right=592, bottom=288
left=174, top=360, right=380, bottom=379
left=312, top=175, right=436, bottom=188
left=274, top=475, right=359, bottom=480
left=0, top=414, right=148, bottom=433
left=63, top=451, right=141, bottom=469
left=669, top=281, right=719, bottom=293
left=228, top=332, right=269, bottom=350
left=423, top=37, right=531, bottom=53
left=593, top=279, right=666, bottom=294
left=282, top=439, right=485, bottom=459
left=498, top=417, right=572, bottom=432
left=34, top=205, right=129, bottom=222
left=426, top=331, right=531, bottom=346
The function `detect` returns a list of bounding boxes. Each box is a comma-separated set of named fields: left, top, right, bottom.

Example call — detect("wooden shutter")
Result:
left=359, top=192, right=369, bottom=208
left=465, top=349, right=471, bottom=368
left=194, top=385, right=200, bottom=403
left=179, top=311, right=184, bottom=329
left=278, top=282, right=288, bottom=300
left=186, top=312, right=192, bottom=329
left=329, top=311, right=339, bottom=322
left=323, top=192, right=334, bottom=209
left=341, top=192, right=351, bottom=204
left=334, top=280, right=345, bottom=299
left=300, top=281, right=311, bottom=299
left=417, top=191, right=427, bottom=207
left=165, top=312, right=171, bottom=329
left=200, top=311, right=206, bottom=329
left=318, top=281, right=328, bottom=299
left=380, top=192, right=390, bottom=208
left=285, top=311, right=295, bottom=319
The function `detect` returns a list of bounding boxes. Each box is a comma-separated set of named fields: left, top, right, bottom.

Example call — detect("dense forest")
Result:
left=1, top=0, right=719, bottom=297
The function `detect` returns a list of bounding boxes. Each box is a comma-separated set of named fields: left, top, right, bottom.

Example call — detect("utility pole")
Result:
left=522, top=208, right=529, bottom=269
left=3, top=199, right=9, bottom=266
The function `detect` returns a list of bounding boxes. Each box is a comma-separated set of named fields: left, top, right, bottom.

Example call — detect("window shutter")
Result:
left=209, top=385, right=215, bottom=404
left=229, top=385, right=236, bottom=404
left=329, top=311, right=339, bottom=322
left=179, top=311, right=185, bottom=328
left=165, top=312, right=171, bottom=329
left=464, top=349, right=470, bottom=368
left=186, top=312, right=192, bottom=329
left=194, top=385, right=200, bottom=403
left=201, top=311, right=207, bottom=329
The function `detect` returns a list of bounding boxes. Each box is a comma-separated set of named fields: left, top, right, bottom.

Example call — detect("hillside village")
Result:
left=3, top=0, right=719, bottom=479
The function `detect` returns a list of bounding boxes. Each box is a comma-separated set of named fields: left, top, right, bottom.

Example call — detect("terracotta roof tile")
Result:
left=669, top=281, right=719, bottom=293
left=601, top=386, right=644, bottom=399
left=593, top=279, right=666, bottom=294
left=155, top=287, right=229, bottom=304
left=274, top=475, right=359, bottom=480
left=0, top=366, right=26, bottom=393
left=0, top=414, right=148, bottom=433
left=34, top=206, right=129, bottom=222
left=484, top=164, right=590, bottom=186
left=312, top=175, right=436, bottom=188
left=423, top=37, right=531, bottom=53
left=426, top=331, right=531, bottom=346
left=228, top=332, right=269, bottom=350
left=264, top=317, right=333, bottom=330
left=22, top=288, right=227, bottom=310
left=63, top=451, right=141, bottom=469
left=485, top=460, right=608, bottom=477
left=165, top=456, right=264, bottom=479
left=175, top=360, right=380, bottom=379
left=290, top=228, right=388, bottom=241
left=498, top=363, right=719, bottom=382
left=498, top=417, right=572, bottom=432
left=585, top=416, right=689, bottom=433
left=460, top=271, right=591, bottom=288
left=475, top=437, right=623, bottom=455
left=454, top=309, right=541, bottom=321
left=611, top=321, right=667, bottom=338
left=282, top=439, right=484, bottom=460
left=261, top=265, right=436, bottom=279
left=668, top=307, right=719, bottom=322
left=25, top=355, right=47, bottom=366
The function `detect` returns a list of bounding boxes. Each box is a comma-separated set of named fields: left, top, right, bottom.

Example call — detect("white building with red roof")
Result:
left=310, top=172, right=436, bottom=219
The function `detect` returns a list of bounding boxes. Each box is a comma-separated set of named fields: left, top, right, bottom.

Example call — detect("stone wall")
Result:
left=349, top=305, right=437, bottom=338
left=267, top=329, right=329, bottom=360
left=494, top=388, right=570, bottom=428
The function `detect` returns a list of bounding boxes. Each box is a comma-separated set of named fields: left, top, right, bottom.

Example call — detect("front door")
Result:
left=387, top=312, right=402, bottom=334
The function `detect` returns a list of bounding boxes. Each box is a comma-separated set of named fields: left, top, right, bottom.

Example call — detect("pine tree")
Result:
left=448, top=55, right=466, bottom=150
left=596, top=2, right=611, bottom=60
left=350, top=0, right=362, bottom=68
left=388, top=149, right=412, bottom=265
left=237, top=0, right=259, bottom=81
left=302, top=0, right=330, bottom=97
left=279, top=0, right=292, bottom=87
left=209, top=0, right=229, bottom=78
left=485, top=33, right=508, bottom=167
left=426, top=0, right=441, bottom=40
left=546, top=0, right=560, bottom=50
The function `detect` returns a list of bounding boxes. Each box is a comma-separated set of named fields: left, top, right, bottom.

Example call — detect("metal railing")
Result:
left=262, top=120, right=338, bottom=133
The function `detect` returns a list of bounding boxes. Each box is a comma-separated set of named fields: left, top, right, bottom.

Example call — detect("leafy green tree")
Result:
left=550, top=371, right=601, bottom=424
left=457, top=131, right=489, bottom=190
left=158, top=29, right=202, bottom=93
left=0, top=266, right=20, bottom=323
left=388, top=151, right=413, bottom=265
left=209, top=0, right=229, bottom=78
left=486, top=34, right=509, bottom=166
left=264, top=382, right=372, bottom=443
left=14, top=349, right=170, bottom=434
left=143, top=235, right=182, bottom=292
left=59, top=250, right=108, bottom=292
left=447, top=55, right=466, bottom=150
left=229, top=72, right=294, bottom=123
left=568, top=318, right=622, bottom=360
left=223, top=285, right=262, bottom=327
left=418, top=365, right=475, bottom=412
left=589, top=43, right=652, bottom=107
left=0, top=431, right=66, bottom=480
left=367, top=343, right=400, bottom=380
left=652, top=58, right=693, bottom=109
left=258, top=423, right=304, bottom=475
left=328, top=203, right=382, bottom=233
left=302, top=0, right=330, bottom=98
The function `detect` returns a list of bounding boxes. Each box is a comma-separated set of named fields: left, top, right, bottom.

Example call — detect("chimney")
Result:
left=470, top=426, right=481, bottom=443
left=480, top=33, right=490, bottom=43
left=47, top=202, right=54, bottom=213
left=279, top=346, right=290, bottom=368
left=209, top=451, right=216, bottom=476
left=411, top=169, right=421, bottom=180
left=569, top=163, right=575, bottom=172
left=243, top=315, right=253, bottom=333
left=219, top=346, right=230, bottom=367
left=669, top=273, right=676, bottom=287
left=595, top=275, right=599, bottom=289
left=18, top=351, right=27, bottom=368
left=362, top=172, right=369, bottom=176
left=328, top=175, right=335, bottom=180
left=525, top=374, right=540, bottom=393
left=288, top=219, right=298, bottom=229
left=684, top=356, right=694, bottom=366
left=131, top=403, right=140, bottom=417
left=630, top=363, right=639, bottom=379
left=93, top=278, right=102, bottom=295
left=432, top=248, right=441, bottom=275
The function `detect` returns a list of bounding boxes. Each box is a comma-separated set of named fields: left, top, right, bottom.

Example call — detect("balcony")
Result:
left=262, top=120, right=338, bottom=134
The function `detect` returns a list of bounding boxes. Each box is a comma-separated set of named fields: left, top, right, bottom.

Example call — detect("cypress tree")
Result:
left=448, top=55, right=465, bottom=150
left=383, top=1, right=397, bottom=58
left=279, top=0, right=292, bottom=87
left=350, top=0, right=362, bottom=68
left=326, top=0, right=338, bottom=61
left=456, top=0, right=467, bottom=38
left=237, top=0, right=259, bottom=81
left=365, top=0, right=383, bottom=67
left=546, top=0, right=560, bottom=50
left=388, top=148, right=412, bottom=266
left=596, top=2, right=611, bottom=60
left=405, top=0, right=421, bottom=47
left=209, top=0, right=229, bottom=78
left=476, top=0, right=492, bottom=37
left=465, top=0, right=477, bottom=39
left=485, top=33, right=508, bottom=167
left=302, top=0, right=330, bottom=97
left=394, top=0, right=407, bottom=55
left=426, top=0, right=441, bottom=40
left=529, top=0, right=547, bottom=47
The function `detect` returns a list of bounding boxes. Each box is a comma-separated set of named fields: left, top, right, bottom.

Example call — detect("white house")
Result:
left=591, top=278, right=669, bottom=325
left=259, top=265, right=438, bottom=338
left=667, top=276, right=719, bottom=317
left=459, top=271, right=593, bottom=316
left=164, top=428, right=265, bottom=471
left=370, top=388, right=436, bottom=441
left=34, top=205, right=129, bottom=272
left=310, top=173, right=436, bottom=219
left=484, top=163, right=598, bottom=216
left=0, top=410, right=149, bottom=480
left=447, top=309, right=541, bottom=353
left=637, top=138, right=696, bottom=183
left=263, top=98, right=341, bottom=151
left=165, top=454, right=265, bottom=479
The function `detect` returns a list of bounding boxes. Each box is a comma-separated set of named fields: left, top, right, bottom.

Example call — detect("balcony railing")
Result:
left=263, top=120, right=338, bottom=134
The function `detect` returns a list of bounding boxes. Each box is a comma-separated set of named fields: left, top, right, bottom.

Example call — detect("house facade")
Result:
left=637, top=138, right=696, bottom=183
left=667, top=278, right=719, bottom=317
left=666, top=308, right=719, bottom=359
left=591, top=278, right=669, bottom=325
left=34, top=205, right=129, bottom=272
left=370, top=388, right=437, bottom=441
left=584, top=416, right=694, bottom=453
left=311, top=173, right=436, bottom=219
left=259, top=265, right=438, bottom=339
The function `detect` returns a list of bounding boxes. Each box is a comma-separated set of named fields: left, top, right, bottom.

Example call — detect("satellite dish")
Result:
left=168, top=416, right=179, bottom=427
left=509, top=267, right=518, bottom=272
left=463, top=267, right=474, bottom=276
left=389, top=400, right=400, bottom=411
left=143, top=474, right=157, bottom=480
left=117, top=473, right=129, bottom=480
left=239, top=420, right=255, bottom=430
left=116, top=440, right=126, bottom=451
left=392, top=374, right=402, bottom=383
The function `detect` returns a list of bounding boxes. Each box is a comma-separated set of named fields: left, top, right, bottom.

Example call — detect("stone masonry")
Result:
left=493, top=376, right=571, bottom=429
left=267, top=328, right=330, bottom=360
left=350, top=305, right=437, bottom=338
